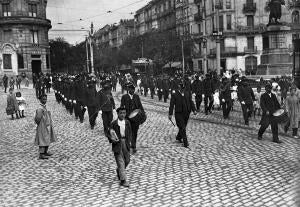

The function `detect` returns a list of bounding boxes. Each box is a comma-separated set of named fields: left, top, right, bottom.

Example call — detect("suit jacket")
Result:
left=98, top=90, right=115, bottom=112
left=259, top=92, right=281, bottom=125
left=108, top=119, right=132, bottom=153
left=120, top=93, right=144, bottom=117
left=169, top=90, right=196, bottom=115
left=237, top=84, right=255, bottom=104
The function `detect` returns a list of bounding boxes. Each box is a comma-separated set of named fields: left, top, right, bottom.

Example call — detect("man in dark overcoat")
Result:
left=237, top=78, right=255, bottom=125
left=220, top=77, right=232, bottom=119
left=202, top=74, right=214, bottom=115
left=258, top=84, right=282, bottom=143
left=192, top=75, right=204, bottom=112
left=84, top=79, right=99, bottom=129
left=169, top=82, right=197, bottom=148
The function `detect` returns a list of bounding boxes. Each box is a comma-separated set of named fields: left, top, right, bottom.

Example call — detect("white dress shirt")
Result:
left=118, top=119, right=126, bottom=137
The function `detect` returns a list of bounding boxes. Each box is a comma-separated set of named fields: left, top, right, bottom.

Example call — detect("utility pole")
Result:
left=89, top=22, right=95, bottom=75
left=216, top=0, right=221, bottom=75
left=85, top=37, right=89, bottom=73
left=181, top=37, right=185, bottom=75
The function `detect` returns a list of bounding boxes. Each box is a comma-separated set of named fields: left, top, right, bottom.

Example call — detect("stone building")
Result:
left=134, top=0, right=176, bottom=35
left=94, top=19, right=134, bottom=49
left=0, top=0, right=52, bottom=77
left=192, top=0, right=298, bottom=75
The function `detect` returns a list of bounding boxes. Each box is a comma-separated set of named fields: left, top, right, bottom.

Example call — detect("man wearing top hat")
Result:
left=120, top=82, right=145, bottom=153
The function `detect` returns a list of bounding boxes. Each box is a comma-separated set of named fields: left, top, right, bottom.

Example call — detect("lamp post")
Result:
left=215, top=0, right=222, bottom=75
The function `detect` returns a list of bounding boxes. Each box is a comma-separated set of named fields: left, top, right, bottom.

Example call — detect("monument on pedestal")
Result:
left=257, top=0, right=293, bottom=76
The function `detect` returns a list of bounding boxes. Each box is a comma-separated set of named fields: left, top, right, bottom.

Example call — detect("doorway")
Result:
left=32, top=60, right=41, bottom=76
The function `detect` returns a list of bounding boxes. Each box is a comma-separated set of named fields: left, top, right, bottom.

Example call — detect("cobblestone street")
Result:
left=0, top=86, right=299, bottom=207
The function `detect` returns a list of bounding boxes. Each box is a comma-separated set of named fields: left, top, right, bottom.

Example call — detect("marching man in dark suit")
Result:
left=169, top=82, right=197, bottom=148
left=108, top=107, right=132, bottom=187
left=98, top=80, right=115, bottom=137
left=120, top=82, right=145, bottom=153
left=258, top=84, right=282, bottom=143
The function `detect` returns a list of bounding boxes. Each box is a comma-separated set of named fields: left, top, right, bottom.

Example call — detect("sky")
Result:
left=47, top=0, right=150, bottom=45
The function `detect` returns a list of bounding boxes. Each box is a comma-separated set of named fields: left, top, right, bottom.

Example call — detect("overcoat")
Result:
left=34, top=104, right=57, bottom=146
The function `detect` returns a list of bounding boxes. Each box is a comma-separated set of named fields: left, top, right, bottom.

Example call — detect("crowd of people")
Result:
left=2, top=69, right=300, bottom=188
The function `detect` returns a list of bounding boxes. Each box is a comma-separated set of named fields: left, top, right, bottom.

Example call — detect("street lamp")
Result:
left=215, top=0, right=222, bottom=75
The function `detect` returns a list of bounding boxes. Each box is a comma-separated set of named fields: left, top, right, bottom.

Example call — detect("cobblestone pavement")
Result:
left=0, top=85, right=299, bottom=207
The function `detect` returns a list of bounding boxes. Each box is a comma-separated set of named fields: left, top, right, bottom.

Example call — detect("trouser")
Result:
left=204, top=94, right=213, bottom=113
left=88, top=106, right=98, bottom=127
left=195, top=94, right=203, bottom=110
left=158, top=89, right=163, bottom=101
left=114, top=139, right=130, bottom=181
left=74, top=102, right=86, bottom=122
left=241, top=103, right=253, bottom=124
left=102, top=111, right=113, bottom=136
left=222, top=100, right=232, bottom=118
left=150, top=88, right=155, bottom=99
left=293, top=128, right=298, bottom=136
left=68, top=102, right=74, bottom=115
left=163, top=90, right=169, bottom=102
left=55, top=93, right=60, bottom=103
left=175, top=112, right=190, bottom=147
left=17, top=83, right=21, bottom=89
left=4, top=86, right=7, bottom=93
left=258, top=116, right=279, bottom=142
left=144, top=88, right=148, bottom=97
left=46, top=87, right=51, bottom=93
left=129, top=120, right=139, bottom=149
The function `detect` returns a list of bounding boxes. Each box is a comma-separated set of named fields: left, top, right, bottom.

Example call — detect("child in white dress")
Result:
left=213, top=89, right=221, bottom=110
left=15, top=92, right=26, bottom=118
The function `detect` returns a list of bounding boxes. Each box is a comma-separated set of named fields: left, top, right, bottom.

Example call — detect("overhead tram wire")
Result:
left=61, top=0, right=149, bottom=24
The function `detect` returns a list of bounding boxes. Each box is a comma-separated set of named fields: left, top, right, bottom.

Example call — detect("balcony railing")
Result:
left=209, top=47, right=238, bottom=56
left=243, top=3, right=256, bottom=13
left=244, top=46, right=258, bottom=53
left=194, top=13, right=203, bottom=22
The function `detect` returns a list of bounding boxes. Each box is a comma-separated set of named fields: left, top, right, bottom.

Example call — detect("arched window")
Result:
left=292, top=10, right=300, bottom=24
left=245, top=56, right=257, bottom=75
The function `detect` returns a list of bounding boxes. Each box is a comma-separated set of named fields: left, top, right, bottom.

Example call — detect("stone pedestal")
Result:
left=257, top=25, right=293, bottom=76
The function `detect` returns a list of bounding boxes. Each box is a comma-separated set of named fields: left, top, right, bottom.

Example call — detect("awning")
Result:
left=163, top=62, right=182, bottom=69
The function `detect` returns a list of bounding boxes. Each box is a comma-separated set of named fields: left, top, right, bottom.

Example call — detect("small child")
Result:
left=25, top=77, right=30, bottom=87
left=15, top=92, right=26, bottom=118
left=6, top=88, right=19, bottom=119
left=253, top=86, right=262, bottom=118
left=213, top=89, right=221, bottom=110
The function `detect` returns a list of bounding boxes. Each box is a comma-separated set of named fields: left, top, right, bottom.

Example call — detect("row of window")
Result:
left=2, top=30, right=40, bottom=44
left=2, top=3, right=37, bottom=17
left=2, top=54, right=50, bottom=69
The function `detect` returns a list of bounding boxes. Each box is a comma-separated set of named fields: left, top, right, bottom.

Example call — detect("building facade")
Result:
left=0, top=0, right=52, bottom=77
left=192, top=0, right=298, bottom=75
left=94, top=19, right=134, bottom=49
left=134, top=0, right=176, bottom=36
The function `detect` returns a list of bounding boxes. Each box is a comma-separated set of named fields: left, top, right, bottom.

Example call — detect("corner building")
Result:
left=0, top=0, right=51, bottom=77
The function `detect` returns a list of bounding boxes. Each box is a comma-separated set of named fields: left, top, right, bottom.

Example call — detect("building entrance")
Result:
left=32, top=60, right=41, bottom=75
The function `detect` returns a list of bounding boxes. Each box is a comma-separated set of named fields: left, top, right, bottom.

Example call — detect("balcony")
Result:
left=208, top=47, right=238, bottom=58
left=0, top=16, right=51, bottom=29
left=243, top=3, right=256, bottom=14
left=236, top=25, right=266, bottom=34
left=244, top=46, right=258, bottom=54
left=290, top=0, right=300, bottom=7
left=194, top=13, right=203, bottom=22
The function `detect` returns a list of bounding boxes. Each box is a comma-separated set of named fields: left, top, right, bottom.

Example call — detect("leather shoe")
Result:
left=39, top=154, right=49, bottom=160
left=120, top=180, right=129, bottom=188
left=258, top=136, right=263, bottom=140
left=44, top=152, right=53, bottom=156
left=132, top=149, right=137, bottom=154
left=273, top=140, right=283, bottom=144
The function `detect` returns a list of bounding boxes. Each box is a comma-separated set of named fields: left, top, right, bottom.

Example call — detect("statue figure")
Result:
left=268, top=0, right=285, bottom=25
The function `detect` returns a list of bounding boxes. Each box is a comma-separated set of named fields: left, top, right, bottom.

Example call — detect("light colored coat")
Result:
left=34, top=104, right=56, bottom=146
left=286, top=94, right=300, bottom=128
